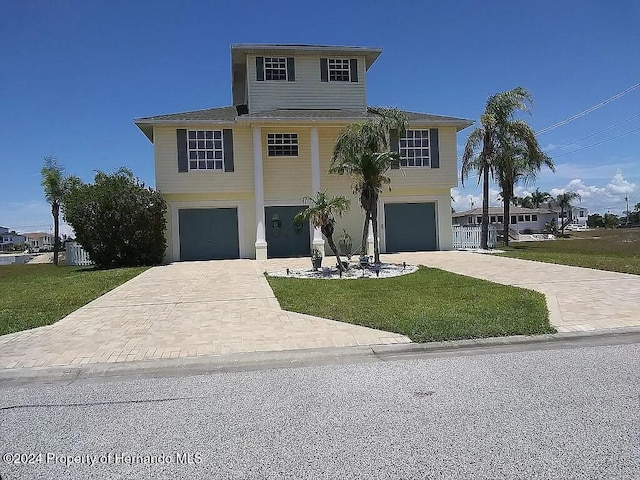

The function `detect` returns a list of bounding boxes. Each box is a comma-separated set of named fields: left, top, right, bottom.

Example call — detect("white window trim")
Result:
left=187, top=130, right=225, bottom=172
left=399, top=129, right=431, bottom=168
left=327, top=58, right=351, bottom=82
left=263, top=57, right=288, bottom=82
left=266, top=133, right=299, bottom=157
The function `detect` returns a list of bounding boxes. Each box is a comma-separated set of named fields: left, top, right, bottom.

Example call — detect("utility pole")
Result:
left=625, top=193, right=630, bottom=224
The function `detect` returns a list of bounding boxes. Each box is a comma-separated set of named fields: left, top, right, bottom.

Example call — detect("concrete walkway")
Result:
left=383, top=251, right=640, bottom=333
left=0, top=260, right=409, bottom=370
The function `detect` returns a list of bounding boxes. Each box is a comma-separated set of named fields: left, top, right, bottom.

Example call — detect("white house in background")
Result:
left=452, top=207, right=558, bottom=234
left=0, top=228, right=27, bottom=252
left=24, top=232, right=54, bottom=251
left=568, top=206, right=588, bottom=226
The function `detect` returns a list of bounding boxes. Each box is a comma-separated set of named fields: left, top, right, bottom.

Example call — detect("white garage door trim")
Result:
left=170, top=201, right=245, bottom=262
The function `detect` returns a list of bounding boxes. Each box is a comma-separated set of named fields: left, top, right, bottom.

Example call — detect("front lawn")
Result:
left=267, top=266, right=552, bottom=343
left=500, top=228, right=640, bottom=275
left=0, top=264, right=147, bottom=336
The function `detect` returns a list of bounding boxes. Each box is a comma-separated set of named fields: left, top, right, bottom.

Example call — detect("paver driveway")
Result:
left=383, top=251, right=640, bottom=333
left=0, top=260, right=408, bottom=370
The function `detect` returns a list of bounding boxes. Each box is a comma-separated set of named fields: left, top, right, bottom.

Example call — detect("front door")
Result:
left=265, top=206, right=310, bottom=258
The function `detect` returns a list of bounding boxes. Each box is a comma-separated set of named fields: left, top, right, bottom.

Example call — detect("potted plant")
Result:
left=338, top=229, right=353, bottom=260
left=311, top=247, right=323, bottom=270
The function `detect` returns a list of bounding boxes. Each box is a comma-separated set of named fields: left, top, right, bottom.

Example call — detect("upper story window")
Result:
left=328, top=59, right=351, bottom=81
left=400, top=130, right=430, bottom=167
left=267, top=133, right=299, bottom=157
left=320, top=58, right=358, bottom=83
left=264, top=57, right=288, bottom=81
left=188, top=130, right=223, bottom=170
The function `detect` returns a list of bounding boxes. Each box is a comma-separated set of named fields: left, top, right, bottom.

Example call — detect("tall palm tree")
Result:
left=40, top=156, right=69, bottom=266
left=554, top=191, right=581, bottom=235
left=495, top=140, right=554, bottom=246
left=330, top=108, right=408, bottom=263
left=462, top=87, right=542, bottom=249
left=294, top=191, right=351, bottom=271
left=531, top=188, right=551, bottom=208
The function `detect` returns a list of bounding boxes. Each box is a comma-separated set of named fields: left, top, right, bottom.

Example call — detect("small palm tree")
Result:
left=554, top=191, right=581, bottom=235
left=462, top=87, right=544, bottom=249
left=294, top=191, right=351, bottom=271
left=531, top=188, right=551, bottom=208
left=40, top=156, right=70, bottom=266
left=331, top=107, right=408, bottom=263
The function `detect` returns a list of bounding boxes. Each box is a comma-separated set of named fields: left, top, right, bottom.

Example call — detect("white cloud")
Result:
left=549, top=172, right=637, bottom=214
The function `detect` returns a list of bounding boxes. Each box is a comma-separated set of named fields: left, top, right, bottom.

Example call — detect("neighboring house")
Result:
left=24, top=232, right=55, bottom=251
left=135, top=44, right=472, bottom=262
left=452, top=207, right=559, bottom=234
left=568, top=206, right=588, bottom=226
left=0, top=228, right=27, bottom=252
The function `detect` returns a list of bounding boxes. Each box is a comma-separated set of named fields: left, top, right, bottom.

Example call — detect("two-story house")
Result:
left=135, top=44, right=472, bottom=262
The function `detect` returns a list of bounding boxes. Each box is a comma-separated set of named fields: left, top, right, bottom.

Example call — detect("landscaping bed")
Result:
left=500, top=228, right=640, bottom=275
left=267, top=266, right=552, bottom=343
left=0, top=264, right=147, bottom=336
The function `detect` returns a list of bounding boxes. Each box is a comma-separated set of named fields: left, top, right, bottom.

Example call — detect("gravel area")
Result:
left=267, top=261, right=418, bottom=279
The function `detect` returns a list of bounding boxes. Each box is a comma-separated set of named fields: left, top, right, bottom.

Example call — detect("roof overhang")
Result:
left=133, top=119, right=236, bottom=142
left=231, top=44, right=383, bottom=71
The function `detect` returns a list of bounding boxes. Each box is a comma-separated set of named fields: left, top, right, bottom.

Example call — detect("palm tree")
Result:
left=554, top=191, right=581, bottom=235
left=495, top=141, right=554, bottom=246
left=531, top=188, right=551, bottom=208
left=462, top=87, right=542, bottom=249
left=330, top=108, right=408, bottom=263
left=40, top=156, right=70, bottom=266
left=294, top=191, right=351, bottom=271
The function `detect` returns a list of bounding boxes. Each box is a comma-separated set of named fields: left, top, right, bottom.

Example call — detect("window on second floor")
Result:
left=267, top=133, right=299, bottom=157
left=328, top=59, right=351, bottom=81
left=188, top=130, right=224, bottom=171
left=399, top=130, right=430, bottom=167
left=264, top=57, right=287, bottom=80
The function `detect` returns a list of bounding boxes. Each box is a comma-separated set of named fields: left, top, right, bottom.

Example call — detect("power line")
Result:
left=536, top=83, right=640, bottom=135
left=544, top=113, right=640, bottom=153
left=552, top=126, right=640, bottom=158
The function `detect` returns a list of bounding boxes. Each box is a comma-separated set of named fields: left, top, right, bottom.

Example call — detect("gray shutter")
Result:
left=390, top=129, right=400, bottom=169
left=177, top=129, right=188, bottom=172
left=430, top=129, right=440, bottom=168
left=287, top=57, right=295, bottom=81
left=223, top=129, right=234, bottom=172
left=349, top=59, right=358, bottom=82
left=320, top=58, right=328, bottom=82
left=256, top=57, right=264, bottom=81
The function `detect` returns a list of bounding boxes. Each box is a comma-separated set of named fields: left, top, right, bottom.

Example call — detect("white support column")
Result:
left=310, top=127, right=325, bottom=256
left=253, top=127, right=268, bottom=260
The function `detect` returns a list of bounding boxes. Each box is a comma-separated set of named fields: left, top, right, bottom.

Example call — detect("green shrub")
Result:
left=62, top=168, right=167, bottom=268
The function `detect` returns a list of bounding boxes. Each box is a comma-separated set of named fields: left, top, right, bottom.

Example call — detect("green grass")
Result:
left=500, top=228, right=640, bottom=275
left=0, top=264, right=147, bottom=336
left=267, top=266, right=552, bottom=343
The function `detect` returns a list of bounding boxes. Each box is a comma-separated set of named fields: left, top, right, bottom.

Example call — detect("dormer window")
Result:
left=264, top=57, right=287, bottom=80
left=256, top=57, right=295, bottom=81
left=320, top=58, right=358, bottom=82
left=328, top=59, right=351, bottom=81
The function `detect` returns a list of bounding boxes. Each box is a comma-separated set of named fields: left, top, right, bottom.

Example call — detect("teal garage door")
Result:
left=384, top=202, right=437, bottom=252
left=179, top=208, right=239, bottom=260
left=265, top=206, right=309, bottom=258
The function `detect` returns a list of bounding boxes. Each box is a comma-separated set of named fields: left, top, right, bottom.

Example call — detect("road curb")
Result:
left=1, top=327, right=639, bottom=385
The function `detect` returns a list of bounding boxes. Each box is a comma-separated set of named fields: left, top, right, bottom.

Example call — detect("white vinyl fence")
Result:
left=65, top=242, right=93, bottom=266
left=452, top=225, right=497, bottom=249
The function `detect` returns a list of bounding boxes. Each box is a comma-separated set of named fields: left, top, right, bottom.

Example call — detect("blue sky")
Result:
left=1, top=0, right=638, bottom=234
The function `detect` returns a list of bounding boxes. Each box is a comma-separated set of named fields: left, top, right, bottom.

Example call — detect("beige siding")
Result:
left=247, top=55, right=367, bottom=113
left=154, top=125, right=254, bottom=194
left=263, top=127, right=312, bottom=202
left=386, top=126, right=459, bottom=191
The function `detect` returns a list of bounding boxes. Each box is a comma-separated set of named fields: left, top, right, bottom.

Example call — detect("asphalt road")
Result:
left=1, top=342, right=638, bottom=479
